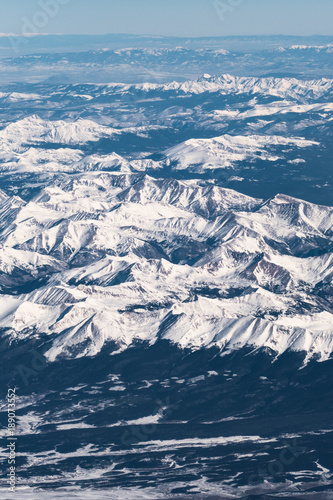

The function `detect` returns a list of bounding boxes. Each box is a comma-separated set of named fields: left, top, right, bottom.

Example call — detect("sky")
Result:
left=1, top=0, right=332, bottom=38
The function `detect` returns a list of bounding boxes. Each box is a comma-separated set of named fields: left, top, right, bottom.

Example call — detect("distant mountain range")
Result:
left=1, top=35, right=333, bottom=83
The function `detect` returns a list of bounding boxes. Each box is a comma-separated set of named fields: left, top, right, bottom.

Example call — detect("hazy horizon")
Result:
left=2, top=32, right=333, bottom=38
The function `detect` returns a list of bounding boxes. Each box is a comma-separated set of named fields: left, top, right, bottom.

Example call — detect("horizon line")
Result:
left=1, top=33, right=333, bottom=39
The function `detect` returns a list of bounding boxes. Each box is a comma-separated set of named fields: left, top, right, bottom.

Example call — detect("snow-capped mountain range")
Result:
left=0, top=73, right=331, bottom=176
left=0, top=36, right=333, bottom=498
left=0, top=172, right=332, bottom=363
left=133, top=74, right=333, bottom=99
left=0, top=115, right=319, bottom=174
left=0, top=68, right=331, bottom=364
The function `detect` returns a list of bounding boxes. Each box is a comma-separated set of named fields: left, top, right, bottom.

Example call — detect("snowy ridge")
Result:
left=164, top=134, right=318, bottom=172
left=31, top=75, right=333, bottom=102
left=0, top=115, right=121, bottom=146
left=289, top=44, right=333, bottom=52
left=0, top=124, right=320, bottom=174
left=123, top=75, right=333, bottom=100
left=0, top=173, right=332, bottom=363
left=0, top=116, right=167, bottom=173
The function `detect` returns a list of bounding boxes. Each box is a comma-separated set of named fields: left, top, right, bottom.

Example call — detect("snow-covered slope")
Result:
left=0, top=173, right=332, bottom=363
left=164, top=135, right=318, bottom=172
left=0, top=115, right=121, bottom=146
left=0, top=115, right=168, bottom=173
